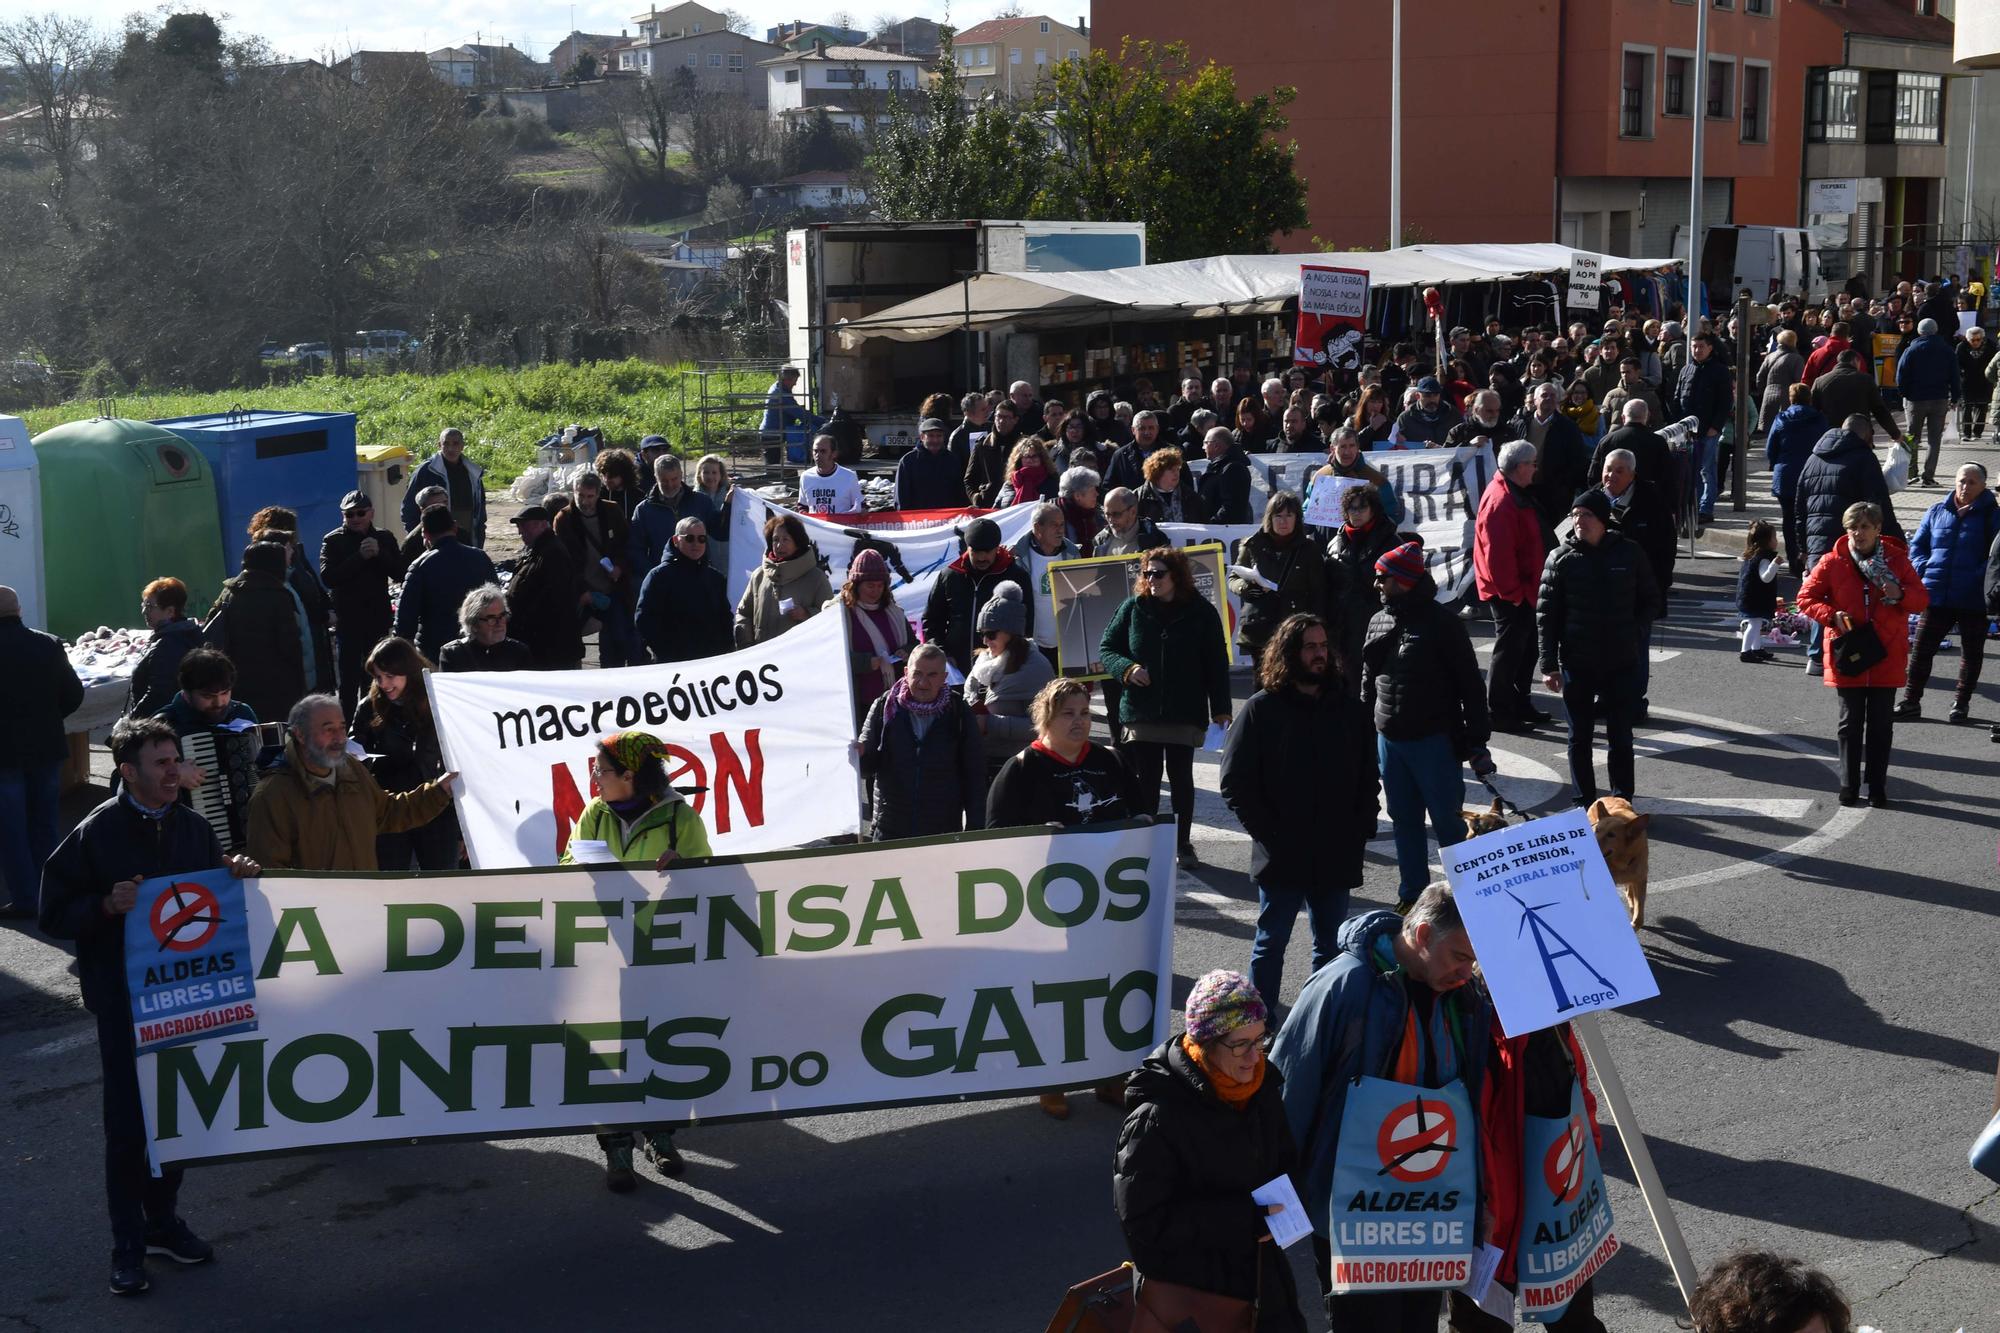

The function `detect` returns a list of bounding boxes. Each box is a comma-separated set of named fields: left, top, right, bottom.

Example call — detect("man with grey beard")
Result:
left=245, top=694, right=457, bottom=872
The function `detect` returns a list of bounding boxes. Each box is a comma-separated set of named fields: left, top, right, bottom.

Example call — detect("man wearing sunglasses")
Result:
left=636, top=518, right=733, bottom=663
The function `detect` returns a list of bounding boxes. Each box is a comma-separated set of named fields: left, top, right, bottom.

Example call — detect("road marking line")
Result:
left=1177, top=886, right=1260, bottom=924
left=1633, top=796, right=1815, bottom=819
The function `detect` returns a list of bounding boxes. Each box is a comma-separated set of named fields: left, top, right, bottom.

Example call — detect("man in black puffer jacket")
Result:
left=856, top=644, right=984, bottom=840
left=922, top=518, right=1032, bottom=674
left=1794, top=416, right=1905, bottom=567
left=1537, top=489, right=1658, bottom=805
left=1362, top=541, right=1492, bottom=908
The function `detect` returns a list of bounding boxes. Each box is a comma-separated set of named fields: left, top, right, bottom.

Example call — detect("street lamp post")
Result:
left=1389, top=0, right=1403, bottom=248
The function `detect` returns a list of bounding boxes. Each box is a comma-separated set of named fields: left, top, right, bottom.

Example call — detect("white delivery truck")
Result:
left=783, top=219, right=1146, bottom=447
left=1673, top=224, right=1827, bottom=307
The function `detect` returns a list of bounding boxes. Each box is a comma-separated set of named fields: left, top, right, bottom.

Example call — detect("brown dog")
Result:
left=1588, top=797, right=1651, bottom=928
left=1462, top=798, right=1510, bottom=838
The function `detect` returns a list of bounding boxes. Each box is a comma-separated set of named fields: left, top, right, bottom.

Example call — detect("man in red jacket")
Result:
left=1799, top=321, right=1852, bottom=387
left=1474, top=441, right=1547, bottom=732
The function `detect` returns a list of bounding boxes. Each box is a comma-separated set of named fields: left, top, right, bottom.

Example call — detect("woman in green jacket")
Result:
left=1098, top=544, right=1233, bottom=866
left=558, top=730, right=711, bottom=1190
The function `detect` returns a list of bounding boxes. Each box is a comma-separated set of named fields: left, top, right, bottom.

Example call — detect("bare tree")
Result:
left=684, top=86, right=776, bottom=187
left=720, top=9, right=753, bottom=35
left=592, top=73, right=678, bottom=197
left=0, top=13, right=109, bottom=210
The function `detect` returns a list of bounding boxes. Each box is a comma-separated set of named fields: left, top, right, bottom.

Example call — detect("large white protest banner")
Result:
left=728, top=492, right=1038, bottom=620
left=1198, top=444, right=1494, bottom=600
left=431, top=608, right=859, bottom=868
left=1440, top=808, right=1659, bottom=1038
left=135, top=822, right=1177, bottom=1166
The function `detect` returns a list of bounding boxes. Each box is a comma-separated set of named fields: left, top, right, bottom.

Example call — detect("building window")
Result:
left=830, top=186, right=843, bottom=199
left=727, top=53, right=744, bottom=70
left=887, top=68, right=902, bottom=88
left=1746, top=0, right=1771, bottom=12
left=1894, top=72, right=1943, bottom=143
left=1068, top=47, right=1079, bottom=60
left=1009, top=47, right=1022, bottom=64
left=784, top=68, right=799, bottom=82
left=1620, top=50, right=1654, bottom=139
left=1706, top=58, right=1733, bottom=119
left=1663, top=54, right=1690, bottom=116
left=1807, top=67, right=1859, bottom=142
left=1039, top=20, right=1050, bottom=31
left=1741, top=63, right=1767, bottom=142
left=1034, top=48, right=1046, bottom=65
left=957, top=49, right=969, bottom=65
left=692, top=21, right=702, bottom=32
left=686, top=54, right=697, bottom=66
left=978, top=47, right=991, bottom=66
left=707, top=52, right=722, bottom=67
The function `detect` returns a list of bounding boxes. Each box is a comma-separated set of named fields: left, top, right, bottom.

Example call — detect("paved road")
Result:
left=3, top=444, right=1998, bottom=1330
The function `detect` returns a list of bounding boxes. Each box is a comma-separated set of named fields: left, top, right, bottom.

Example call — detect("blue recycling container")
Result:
left=153, top=410, right=359, bottom=573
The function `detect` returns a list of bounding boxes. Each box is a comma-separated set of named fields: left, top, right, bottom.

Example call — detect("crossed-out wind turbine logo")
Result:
left=1375, top=1094, right=1460, bottom=1184
left=1542, top=1113, right=1590, bottom=1204
left=150, top=880, right=224, bottom=954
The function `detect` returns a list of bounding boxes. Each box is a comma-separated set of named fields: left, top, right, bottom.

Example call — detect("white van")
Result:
left=1673, top=225, right=1827, bottom=305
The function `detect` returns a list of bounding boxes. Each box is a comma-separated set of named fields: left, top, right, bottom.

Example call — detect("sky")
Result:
left=39, top=0, right=1093, bottom=62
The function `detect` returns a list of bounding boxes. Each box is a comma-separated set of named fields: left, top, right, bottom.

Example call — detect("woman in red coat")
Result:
left=1797, top=500, right=1929, bottom=808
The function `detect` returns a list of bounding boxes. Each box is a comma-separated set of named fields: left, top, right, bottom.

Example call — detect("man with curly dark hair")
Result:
left=1687, top=1251, right=1851, bottom=1333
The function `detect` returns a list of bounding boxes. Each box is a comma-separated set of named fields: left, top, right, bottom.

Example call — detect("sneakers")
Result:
left=604, top=1144, right=636, bottom=1193
left=642, top=1132, right=686, bottom=1179
left=143, top=1218, right=213, bottom=1266
left=110, top=1256, right=148, bottom=1297
left=1894, top=698, right=1921, bottom=719
left=1949, top=700, right=1970, bottom=724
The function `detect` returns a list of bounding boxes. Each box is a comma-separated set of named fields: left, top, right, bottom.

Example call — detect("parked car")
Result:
left=287, top=341, right=331, bottom=370
left=349, top=329, right=418, bottom=362
left=256, top=341, right=291, bottom=365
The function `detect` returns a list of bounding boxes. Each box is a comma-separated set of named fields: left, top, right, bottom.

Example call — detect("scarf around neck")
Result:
left=1182, top=1032, right=1265, bottom=1109
left=884, top=676, right=949, bottom=725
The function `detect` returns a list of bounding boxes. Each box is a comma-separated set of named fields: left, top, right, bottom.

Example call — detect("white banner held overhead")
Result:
left=430, top=608, right=859, bottom=868
left=136, top=822, right=1178, bottom=1166
left=729, top=493, right=1039, bottom=620
left=1440, top=808, right=1659, bottom=1038
left=1204, top=445, right=1493, bottom=600
left=1567, top=253, right=1603, bottom=309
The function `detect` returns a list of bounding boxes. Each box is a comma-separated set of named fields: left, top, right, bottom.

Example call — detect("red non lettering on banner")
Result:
left=551, top=728, right=767, bottom=858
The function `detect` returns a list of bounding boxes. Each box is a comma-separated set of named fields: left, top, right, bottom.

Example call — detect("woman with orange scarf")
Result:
left=1114, top=970, right=1308, bottom=1331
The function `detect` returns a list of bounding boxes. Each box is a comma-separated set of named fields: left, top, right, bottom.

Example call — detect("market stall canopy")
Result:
left=836, top=243, right=1679, bottom=347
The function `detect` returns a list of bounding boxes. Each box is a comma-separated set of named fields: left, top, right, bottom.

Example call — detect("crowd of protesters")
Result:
left=7, top=274, right=1997, bottom=1319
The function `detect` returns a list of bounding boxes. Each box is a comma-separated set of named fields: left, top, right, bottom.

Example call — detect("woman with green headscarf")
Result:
left=559, top=729, right=713, bottom=1191
left=560, top=731, right=712, bottom=871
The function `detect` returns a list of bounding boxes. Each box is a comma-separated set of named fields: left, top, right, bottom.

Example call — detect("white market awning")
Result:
left=835, top=243, right=1680, bottom=346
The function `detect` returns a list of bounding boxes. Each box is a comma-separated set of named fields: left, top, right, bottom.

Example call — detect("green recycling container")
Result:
left=32, top=417, right=228, bottom=640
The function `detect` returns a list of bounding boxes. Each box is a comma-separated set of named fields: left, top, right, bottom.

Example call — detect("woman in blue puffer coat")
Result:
left=1766, top=382, right=1828, bottom=577
left=1899, top=462, right=2000, bottom=723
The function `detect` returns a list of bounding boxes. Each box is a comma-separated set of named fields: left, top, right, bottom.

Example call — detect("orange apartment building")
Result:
left=1093, top=0, right=1954, bottom=284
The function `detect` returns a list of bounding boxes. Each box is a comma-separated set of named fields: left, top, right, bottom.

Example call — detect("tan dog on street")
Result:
left=1462, top=798, right=1510, bottom=838
left=1588, top=797, right=1651, bottom=928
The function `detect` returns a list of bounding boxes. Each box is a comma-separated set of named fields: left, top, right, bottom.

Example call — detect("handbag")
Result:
left=1130, top=1273, right=1257, bottom=1333
left=1043, top=1263, right=1137, bottom=1333
left=1830, top=621, right=1888, bottom=677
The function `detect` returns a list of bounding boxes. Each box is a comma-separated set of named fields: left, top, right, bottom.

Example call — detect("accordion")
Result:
left=180, top=725, right=273, bottom=853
